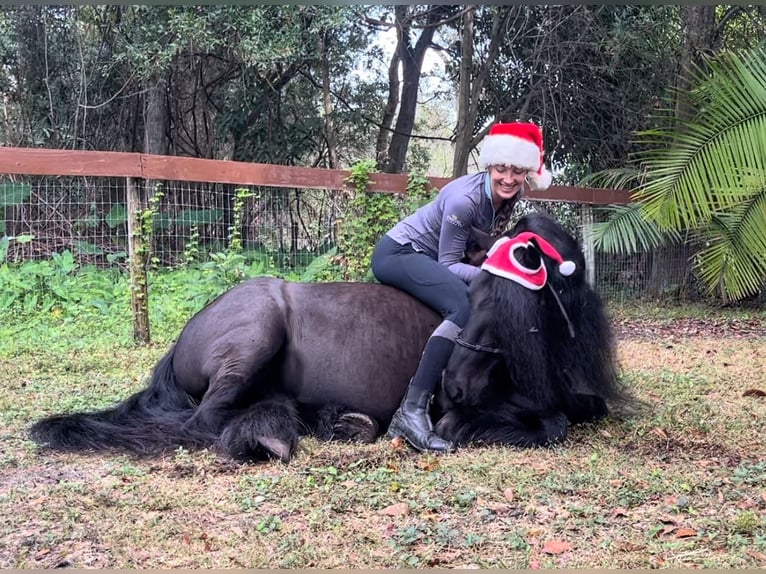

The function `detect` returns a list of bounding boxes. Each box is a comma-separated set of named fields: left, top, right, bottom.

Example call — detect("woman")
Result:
left=371, top=122, right=553, bottom=452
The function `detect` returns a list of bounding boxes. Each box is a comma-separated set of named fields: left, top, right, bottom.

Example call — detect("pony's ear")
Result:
left=470, top=226, right=496, bottom=252
left=462, top=227, right=498, bottom=267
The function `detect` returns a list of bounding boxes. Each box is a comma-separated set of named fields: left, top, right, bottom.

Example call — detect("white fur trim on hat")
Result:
left=479, top=134, right=540, bottom=172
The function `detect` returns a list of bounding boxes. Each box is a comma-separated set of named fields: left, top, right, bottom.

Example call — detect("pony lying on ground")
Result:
left=30, top=212, right=630, bottom=462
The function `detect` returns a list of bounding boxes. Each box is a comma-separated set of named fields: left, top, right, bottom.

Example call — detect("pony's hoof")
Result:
left=218, top=424, right=296, bottom=463
left=333, top=412, right=379, bottom=443
left=258, top=436, right=293, bottom=463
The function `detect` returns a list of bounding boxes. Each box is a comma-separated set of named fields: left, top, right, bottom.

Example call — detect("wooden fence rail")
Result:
left=0, top=146, right=632, bottom=205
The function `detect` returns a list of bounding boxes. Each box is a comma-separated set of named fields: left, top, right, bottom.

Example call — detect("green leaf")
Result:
left=72, top=240, right=104, bottom=256
left=174, top=209, right=223, bottom=228
left=592, top=204, right=680, bottom=255
left=585, top=45, right=766, bottom=301
left=631, top=47, right=766, bottom=231
left=105, top=204, right=128, bottom=228
left=0, top=183, right=32, bottom=207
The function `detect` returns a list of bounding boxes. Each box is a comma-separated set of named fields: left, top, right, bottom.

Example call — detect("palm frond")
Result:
left=591, top=203, right=680, bottom=255
left=631, top=47, right=766, bottom=230
left=578, top=167, right=642, bottom=191
left=694, top=191, right=766, bottom=301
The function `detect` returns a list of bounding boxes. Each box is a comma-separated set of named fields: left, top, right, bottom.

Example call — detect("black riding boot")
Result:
left=387, top=385, right=454, bottom=453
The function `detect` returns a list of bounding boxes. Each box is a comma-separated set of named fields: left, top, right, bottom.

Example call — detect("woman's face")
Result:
left=488, top=165, right=526, bottom=204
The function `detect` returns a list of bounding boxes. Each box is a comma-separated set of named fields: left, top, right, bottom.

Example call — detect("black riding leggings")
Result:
left=371, top=235, right=471, bottom=394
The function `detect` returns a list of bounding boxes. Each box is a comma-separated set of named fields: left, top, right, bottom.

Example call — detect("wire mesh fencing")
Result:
left=0, top=173, right=745, bottom=306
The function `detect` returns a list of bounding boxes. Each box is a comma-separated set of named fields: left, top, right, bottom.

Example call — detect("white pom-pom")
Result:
left=527, top=167, right=552, bottom=191
left=559, top=261, right=576, bottom=276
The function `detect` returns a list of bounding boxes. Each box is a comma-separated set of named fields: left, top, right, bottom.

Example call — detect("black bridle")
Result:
left=454, top=281, right=576, bottom=356
left=454, top=331, right=504, bottom=355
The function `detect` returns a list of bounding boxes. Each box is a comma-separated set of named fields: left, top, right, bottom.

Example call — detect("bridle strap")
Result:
left=454, top=331, right=504, bottom=355
left=547, top=282, right=576, bottom=339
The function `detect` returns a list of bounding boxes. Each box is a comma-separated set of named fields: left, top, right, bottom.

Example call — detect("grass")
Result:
left=1, top=300, right=765, bottom=568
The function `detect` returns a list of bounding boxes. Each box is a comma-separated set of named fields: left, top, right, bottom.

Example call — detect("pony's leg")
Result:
left=217, top=397, right=299, bottom=463
left=182, top=344, right=282, bottom=437
left=435, top=408, right=568, bottom=448
left=298, top=403, right=379, bottom=443
left=181, top=372, right=251, bottom=436
left=563, top=393, right=608, bottom=425
left=335, top=412, right=380, bottom=442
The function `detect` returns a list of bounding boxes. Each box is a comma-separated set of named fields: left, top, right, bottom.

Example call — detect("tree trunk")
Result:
left=319, top=31, right=339, bottom=169
left=126, top=177, right=150, bottom=344
left=375, top=31, right=401, bottom=170
left=452, top=7, right=512, bottom=177
left=652, top=5, right=716, bottom=298
left=385, top=6, right=451, bottom=174
left=674, top=5, right=716, bottom=122
left=144, top=71, right=169, bottom=156
left=646, top=242, right=696, bottom=300
left=452, top=6, right=476, bottom=178
left=129, top=70, right=168, bottom=345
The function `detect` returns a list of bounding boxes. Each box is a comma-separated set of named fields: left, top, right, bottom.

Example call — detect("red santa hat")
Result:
left=478, top=122, right=552, bottom=191
left=481, top=231, right=576, bottom=290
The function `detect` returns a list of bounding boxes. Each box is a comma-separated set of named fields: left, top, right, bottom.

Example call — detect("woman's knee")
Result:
left=444, top=292, right=471, bottom=327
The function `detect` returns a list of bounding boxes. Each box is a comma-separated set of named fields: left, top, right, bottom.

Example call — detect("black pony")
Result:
left=30, top=213, right=628, bottom=462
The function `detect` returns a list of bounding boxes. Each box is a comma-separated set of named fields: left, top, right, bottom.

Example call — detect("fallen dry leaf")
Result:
left=389, top=436, right=406, bottom=450
left=379, top=502, right=409, bottom=516
left=417, top=457, right=441, bottom=471
left=674, top=528, right=698, bottom=539
left=503, top=487, right=515, bottom=502
left=542, top=540, right=572, bottom=555
left=481, top=501, right=510, bottom=513
left=611, top=507, right=628, bottom=518
left=659, top=514, right=682, bottom=525
left=651, top=525, right=678, bottom=539
left=618, top=541, right=645, bottom=552
left=743, top=389, right=766, bottom=397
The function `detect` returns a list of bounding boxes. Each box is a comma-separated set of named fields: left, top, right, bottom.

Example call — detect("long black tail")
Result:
left=29, top=348, right=215, bottom=455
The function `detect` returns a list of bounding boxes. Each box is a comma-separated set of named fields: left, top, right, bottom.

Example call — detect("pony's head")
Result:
left=508, top=212, right=586, bottom=287
left=442, top=212, right=590, bottom=407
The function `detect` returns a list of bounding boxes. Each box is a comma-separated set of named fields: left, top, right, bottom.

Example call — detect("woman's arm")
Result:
left=437, top=192, right=482, bottom=283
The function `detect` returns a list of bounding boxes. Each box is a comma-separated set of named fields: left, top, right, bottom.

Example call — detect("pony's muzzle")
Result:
left=441, top=372, right=465, bottom=404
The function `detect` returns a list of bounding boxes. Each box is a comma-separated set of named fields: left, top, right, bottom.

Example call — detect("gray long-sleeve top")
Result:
left=386, top=171, right=503, bottom=283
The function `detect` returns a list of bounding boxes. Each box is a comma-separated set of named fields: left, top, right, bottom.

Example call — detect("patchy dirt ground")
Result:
left=614, top=315, right=766, bottom=340
left=1, top=309, right=765, bottom=568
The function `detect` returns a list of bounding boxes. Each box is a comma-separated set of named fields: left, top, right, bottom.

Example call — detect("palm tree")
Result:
left=585, top=45, right=766, bottom=303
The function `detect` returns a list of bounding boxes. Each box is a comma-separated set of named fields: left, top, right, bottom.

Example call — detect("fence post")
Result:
left=580, top=204, right=596, bottom=288
left=126, top=176, right=151, bottom=344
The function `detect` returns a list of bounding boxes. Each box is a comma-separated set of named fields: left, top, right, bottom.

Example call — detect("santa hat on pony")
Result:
left=478, top=122, right=552, bottom=191
left=481, top=231, right=576, bottom=290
